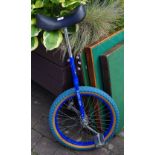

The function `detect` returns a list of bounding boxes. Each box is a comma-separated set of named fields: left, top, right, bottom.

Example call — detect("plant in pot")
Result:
left=31, top=0, right=124, bottom=55
left=31, top=0, right=124, bottom=95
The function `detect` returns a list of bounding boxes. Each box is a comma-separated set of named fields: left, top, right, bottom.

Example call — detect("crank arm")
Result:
left=85, top=125, right=105, bottom=148
left=85, top=125, right=98, bottom=134
left=67, top=101, right=80, bottom=116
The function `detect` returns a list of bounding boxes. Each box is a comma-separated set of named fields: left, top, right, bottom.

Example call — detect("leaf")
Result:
left=31, top=0, right=36, bottom=4
left=31, top=7, right=51, bottom=16
left=60, top=10, right=70, bottom=16
left=31, top=37, right=39, bottom=51
left=43, top=0, right=50, bottom=3
left=31, top=18, right=36, bottom=25
left=62, top=0, right=86, bottom=8
left=68, top=24, right=79, bottom=34
left=62, top=1, right=79, bottom=8
left=33, top=0, right=44, bottom=9
left=31, top=25, right=41, bottom=37
left=50, top=0, right=65, bottom=4
left=43, top=31, right=63, bottom=50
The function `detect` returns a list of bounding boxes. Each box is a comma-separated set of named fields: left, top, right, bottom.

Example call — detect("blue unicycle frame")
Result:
left=36, top=5, right=119, bottom=149
left=64, top=28, right=86, bottom=121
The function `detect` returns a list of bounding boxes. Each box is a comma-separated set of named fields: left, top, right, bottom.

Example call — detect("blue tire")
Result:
left=49, top=86, right=119, bottom=150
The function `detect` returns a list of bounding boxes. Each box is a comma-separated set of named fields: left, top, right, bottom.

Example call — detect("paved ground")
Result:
left=31, top=82, right=124, bottom=155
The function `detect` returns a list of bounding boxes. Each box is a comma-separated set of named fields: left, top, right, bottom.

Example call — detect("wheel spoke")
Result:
left=89, top=106, right=108, bottom=117
left=83, top=96, right=93, bottom=111
left=89, top=121, right=111, bottom=128
left=53, top=92, right=116, bottom=145
left=57, top=118, right=76, bottom=124
left=59, top=123, right=78, bottom=132
left=58, top=110, right=76, bottom=120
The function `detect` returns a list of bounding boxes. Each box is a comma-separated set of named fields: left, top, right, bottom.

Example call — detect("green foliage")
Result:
left=31, top=0, right=87, bottom=51
left=31, top=18, right=36, bottom=25
left=31, top=37, right=39, bottom=51
left=31, top=25, right=41, bottom=37
left=59, top=0, right=124, bottom=55
left=43, top=31, right=63, bottom=50
left=31, top=0, right=124, bottom=53
left=33, top=0, right=44, bottom=9
left=62, top=0, right=87, bottom=7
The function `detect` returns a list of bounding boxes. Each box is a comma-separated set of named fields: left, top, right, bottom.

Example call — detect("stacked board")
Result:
left=80, top=30, right=124, bottom=133
left=100, top=43, right=124, bottom=133
left=84, top=30, right=124, bottom=89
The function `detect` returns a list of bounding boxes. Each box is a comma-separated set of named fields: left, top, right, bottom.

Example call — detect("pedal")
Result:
left=94, top=133, right=105, bottom=148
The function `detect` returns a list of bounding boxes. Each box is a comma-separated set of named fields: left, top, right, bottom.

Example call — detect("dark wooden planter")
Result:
left=31, top=45, right=73, bottom=96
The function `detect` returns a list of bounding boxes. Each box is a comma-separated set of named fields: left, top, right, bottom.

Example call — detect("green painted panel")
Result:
left=80, top=30, right=124, bottom=133
left=92, top=31, right=124, bottom=89
left=80, top=52, right=90, bottom=86
left=100, top=44, right=124, bottom=133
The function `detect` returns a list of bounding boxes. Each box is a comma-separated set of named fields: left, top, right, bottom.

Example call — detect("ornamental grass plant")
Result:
left=59, top=0, right=124, bottom=56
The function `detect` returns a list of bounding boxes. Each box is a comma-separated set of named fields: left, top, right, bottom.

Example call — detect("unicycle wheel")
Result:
left=49, top=86, right=119, bottom=150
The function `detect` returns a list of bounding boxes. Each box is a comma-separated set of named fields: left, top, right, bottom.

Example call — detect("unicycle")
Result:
left=36, top=5, right=119, bottom=150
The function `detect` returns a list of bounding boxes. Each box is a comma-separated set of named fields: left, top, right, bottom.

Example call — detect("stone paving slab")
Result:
left=31, top=107, right=43, bottom=128
left=33, top=137, right=76, bottom=155
left=33, top=137, right=58, bottom=155
left=31, top=91, right=52, bottom=117
left=31, top=129, right=42, bottom=148
left=31, top=82, right=124, bottom=155
left=74, top=147, right=112, bottom=155
left=31, top=82, right=53, bottom=127
left=54, top=150, right=76, bottom=155
left=104, top=136, right=124, bottom=155
left=33, top=115, right=56, bottom=142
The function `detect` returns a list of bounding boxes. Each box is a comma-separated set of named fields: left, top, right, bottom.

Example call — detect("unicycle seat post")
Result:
left=64, top=27, right=86, bottom=121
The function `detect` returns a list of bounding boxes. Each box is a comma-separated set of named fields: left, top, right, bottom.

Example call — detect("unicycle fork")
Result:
left=64, top=27, right=86, bottom=122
